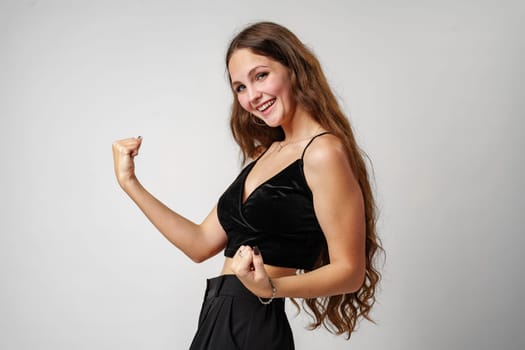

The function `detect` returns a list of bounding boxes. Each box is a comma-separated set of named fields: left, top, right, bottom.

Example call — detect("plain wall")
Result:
left=1, top=0, right=524, bottom=349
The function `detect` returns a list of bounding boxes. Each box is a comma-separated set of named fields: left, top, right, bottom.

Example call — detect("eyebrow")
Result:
left=230, top=65, right=269, bottom=86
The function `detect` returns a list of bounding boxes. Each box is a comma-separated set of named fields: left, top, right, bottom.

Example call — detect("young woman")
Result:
left=112, top=22, right=382, bottom=350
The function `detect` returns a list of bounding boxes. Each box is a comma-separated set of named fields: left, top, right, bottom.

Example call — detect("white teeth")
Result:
left=257, top=99, right=275, bottom=112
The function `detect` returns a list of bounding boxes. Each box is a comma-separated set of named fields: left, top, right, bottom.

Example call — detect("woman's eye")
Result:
left=255, top=72, right=268, bottom=80
left=235, top=85, right=246, bottom=93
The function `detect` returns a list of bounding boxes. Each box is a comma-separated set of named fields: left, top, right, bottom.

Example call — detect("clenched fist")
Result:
left=112, top=136, right=143, bottom=189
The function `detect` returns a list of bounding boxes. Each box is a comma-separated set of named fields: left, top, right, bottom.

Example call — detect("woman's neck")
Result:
left=280, top=108, right=322, bottom=141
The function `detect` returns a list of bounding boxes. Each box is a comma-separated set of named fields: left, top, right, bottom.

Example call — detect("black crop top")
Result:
left=217, top=132, right=329, bottom=270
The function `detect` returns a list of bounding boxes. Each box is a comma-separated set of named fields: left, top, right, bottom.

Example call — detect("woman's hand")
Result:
left=112, top=136, right=143, bottom=189
left=231, top=246, right=274, bottom=298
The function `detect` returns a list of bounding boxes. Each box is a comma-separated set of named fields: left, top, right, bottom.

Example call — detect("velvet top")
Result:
left=217, top=133, right=329, bottom=270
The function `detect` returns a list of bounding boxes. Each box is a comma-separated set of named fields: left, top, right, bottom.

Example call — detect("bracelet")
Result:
left=258, top=277, right=276, bottom=305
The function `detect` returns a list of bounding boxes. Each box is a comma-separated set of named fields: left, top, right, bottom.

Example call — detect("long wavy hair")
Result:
left=225, top=21, right=383, bottom=338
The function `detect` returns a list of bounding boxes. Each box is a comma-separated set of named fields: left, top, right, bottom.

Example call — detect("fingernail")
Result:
left=253, top=246, right=260, bottom=256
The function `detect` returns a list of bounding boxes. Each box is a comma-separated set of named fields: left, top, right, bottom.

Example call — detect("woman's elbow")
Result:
left=343, top=265, right=366, bottom=293
left=187, top=245, right=223, bottom=264
left=189, top=254, right=208, bottom=264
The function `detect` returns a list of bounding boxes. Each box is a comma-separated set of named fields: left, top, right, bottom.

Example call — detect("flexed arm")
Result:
left=112, top=137, right=227, bottom=263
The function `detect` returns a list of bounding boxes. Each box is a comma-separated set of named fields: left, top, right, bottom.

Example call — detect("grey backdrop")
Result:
left=1, top=0, right=524, bottom=349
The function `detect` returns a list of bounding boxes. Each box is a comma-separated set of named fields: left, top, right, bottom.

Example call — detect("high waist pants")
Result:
left=189, top=275, right=295, bottom=350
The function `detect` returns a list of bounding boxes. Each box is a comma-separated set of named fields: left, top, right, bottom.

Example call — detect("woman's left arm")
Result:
left=233, top=135, right=367, bottom=298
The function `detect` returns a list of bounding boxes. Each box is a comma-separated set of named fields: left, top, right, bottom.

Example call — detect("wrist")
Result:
left=258, top=277, right=276, bottom=305
left=119, top=174, right=140, bottom=192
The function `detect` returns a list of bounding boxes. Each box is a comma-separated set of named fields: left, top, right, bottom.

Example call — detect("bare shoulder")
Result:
left=302, top=133, right=357, bottom=192
left=303, top=133, right=349, bottom=170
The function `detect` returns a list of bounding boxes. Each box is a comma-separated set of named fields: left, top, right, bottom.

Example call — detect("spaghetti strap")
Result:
left=253, top=146, right=270, bottom=162
left=301, top=131, right=331, bottom=159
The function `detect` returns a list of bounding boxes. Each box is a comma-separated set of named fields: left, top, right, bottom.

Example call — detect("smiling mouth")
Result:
left=256, top=99, right=275, bottom=112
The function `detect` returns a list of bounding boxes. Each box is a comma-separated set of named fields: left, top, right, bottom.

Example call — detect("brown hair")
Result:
left=226, top=21, right=383, bottom=338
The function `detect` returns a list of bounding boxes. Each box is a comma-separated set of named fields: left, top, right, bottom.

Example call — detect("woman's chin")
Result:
left=260, top=115, right=283, bottom=128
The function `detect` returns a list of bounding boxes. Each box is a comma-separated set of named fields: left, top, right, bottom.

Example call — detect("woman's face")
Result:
left=228, top=48, right=296, bottom=128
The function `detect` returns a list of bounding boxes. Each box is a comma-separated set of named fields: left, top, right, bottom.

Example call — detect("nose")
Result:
left=248, top=87, right=262, bottom=105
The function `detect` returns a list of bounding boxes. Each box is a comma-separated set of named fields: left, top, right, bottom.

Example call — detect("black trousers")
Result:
left=189, top=275, right=295, bottom=350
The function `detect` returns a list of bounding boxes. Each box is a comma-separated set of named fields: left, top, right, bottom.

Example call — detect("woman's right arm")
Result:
left=112, top=137, right=227, bottom=263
